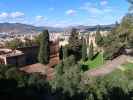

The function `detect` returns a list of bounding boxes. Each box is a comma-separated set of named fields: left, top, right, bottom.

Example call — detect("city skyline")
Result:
left=0, top=0, right=129, bottom=27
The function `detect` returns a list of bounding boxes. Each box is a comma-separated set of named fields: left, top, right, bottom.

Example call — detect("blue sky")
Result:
left=0, top=0, right=129, bottom=27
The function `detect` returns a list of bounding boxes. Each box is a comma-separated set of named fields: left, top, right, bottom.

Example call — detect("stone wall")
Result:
left=6, top=55, right=26, bottom=67
left=18, top=41, right=60, bottom=66
left=18, top=46, right=39, bottom=65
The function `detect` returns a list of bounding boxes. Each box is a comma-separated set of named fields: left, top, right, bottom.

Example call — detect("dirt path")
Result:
left=85, top=55, right=130, bottom=77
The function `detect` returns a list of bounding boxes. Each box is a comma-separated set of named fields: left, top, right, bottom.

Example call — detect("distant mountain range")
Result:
left=0, top=23, right=115, bottom=34
left=0, top=23, right=64, bottom=34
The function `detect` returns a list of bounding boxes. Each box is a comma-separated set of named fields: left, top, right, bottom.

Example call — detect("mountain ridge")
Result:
left=0, top=23, right=115, bottom=34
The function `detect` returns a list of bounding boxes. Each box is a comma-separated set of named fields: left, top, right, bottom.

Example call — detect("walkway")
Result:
left=20, top=56, right=59, bottom=80
left=85, top=55, right=130, bottom=77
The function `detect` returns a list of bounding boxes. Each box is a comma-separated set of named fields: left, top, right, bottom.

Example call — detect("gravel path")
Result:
left=85, top=55, right=129, bottom=77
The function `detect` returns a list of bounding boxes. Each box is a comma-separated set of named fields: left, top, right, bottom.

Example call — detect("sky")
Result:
left=0, top=0, right=130, bottom=27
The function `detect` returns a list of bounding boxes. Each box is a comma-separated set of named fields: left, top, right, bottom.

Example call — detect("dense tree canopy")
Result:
left=50, top=55, right=83, bottom=97
left=5, top=39, right=24, bottom=49
left=101, top=14, right=133, bottom=59
left=0, top=64, right=51, bottom=100
left=1, top=64, right=133, bottom=100
left=5, top=38, right=37, bottom=49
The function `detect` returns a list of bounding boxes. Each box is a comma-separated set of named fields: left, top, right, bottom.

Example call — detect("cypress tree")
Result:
left=38, top=30, right=50, bottom=64
left=82, top=38, right=87, bottom=61
left=63, top=46, right=68, bottom=59
left=89, top=41, right=94, bottom=60
left=59, top=46, right=63, bottom=60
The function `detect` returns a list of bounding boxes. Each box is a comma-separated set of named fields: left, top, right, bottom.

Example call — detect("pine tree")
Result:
left=69, top=28, right=81, bottom=51
left=68, top=28, right=82, bottom=60
left=89, top=41, right=94, bottom=60
left=82, top=38, right=87, bottom=61
left=95, top=26, right=103, bottom=46
left=38, top=30, right=50, bottom=64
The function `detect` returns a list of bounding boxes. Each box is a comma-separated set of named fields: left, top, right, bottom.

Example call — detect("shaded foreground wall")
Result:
left=18, top=46, right=39, bottom=65
left=18, top=41, right=60, bottom=66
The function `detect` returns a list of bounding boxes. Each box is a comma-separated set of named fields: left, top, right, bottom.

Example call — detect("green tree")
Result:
left=82, top=38, right=87, bottom=61
left=5, top=39, right=24, bottom=49
left=86, top=94, right=95, bottom=100
left=95, top=26, right=104, bottom=47
left=62, top=64, right=82, bottom=96
left=33, top=34, right=42, bottom=45
left=24, top=38, right=33, bottom=47
left=68, top=28, right=82, bottom=60
left=38, top=30, right=50, bottom=64
left=0, top=65, right=12, bottom=78
left=88, top=41, right=94, bottom=60
left=69, top=28, right=80, bottom=51
left=63, top=46, right=68, bottom=59
left=102, top=14, right=133, bottom=59
left=63, top=55, right=76, bottom=69
left=59, top=46, right=63, bottom=60
left=50, top=55, right=82, bottom=97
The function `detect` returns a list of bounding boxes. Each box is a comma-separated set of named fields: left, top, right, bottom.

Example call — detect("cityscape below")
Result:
left=0, top=0, right=133, bottom=100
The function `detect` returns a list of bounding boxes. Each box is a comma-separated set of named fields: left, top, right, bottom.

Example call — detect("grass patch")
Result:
left=81, top=53, right=104, bottom=70
left=122, top=62, right=133, bottom=70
